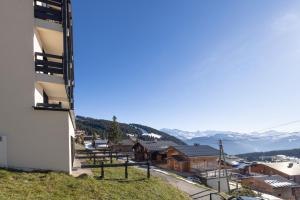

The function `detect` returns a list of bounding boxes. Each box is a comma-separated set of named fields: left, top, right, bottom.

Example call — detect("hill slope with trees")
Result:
left=237, top=148, right=300, bottom=161
left=76, top=116, right=185, bottom=145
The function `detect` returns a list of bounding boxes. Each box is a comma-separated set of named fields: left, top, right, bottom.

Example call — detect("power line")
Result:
left=256, top=119, right=300, bottom=132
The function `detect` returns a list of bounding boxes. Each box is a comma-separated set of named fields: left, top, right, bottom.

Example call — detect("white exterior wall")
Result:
left=0, top=0, right=75, bottom=173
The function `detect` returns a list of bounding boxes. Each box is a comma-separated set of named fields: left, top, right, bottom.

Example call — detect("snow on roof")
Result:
left=261, top=162, right=300, bottom=176
left=256, top=175, right=298, bottom=188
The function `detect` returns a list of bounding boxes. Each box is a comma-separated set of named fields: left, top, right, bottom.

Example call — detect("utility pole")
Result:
left=218, top=139, right=230, bottom=193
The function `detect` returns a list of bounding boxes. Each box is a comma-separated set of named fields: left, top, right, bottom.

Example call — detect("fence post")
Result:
left=147, top=161, right=150, bottom=179
left=100, top=162, right=104, bottom=179
left=110, top=151, right=112, bottom=164
left=116, top=152, right=118, bottom=160
left=93, top=153, right=96, bottom=165
left=209, top=193, right=212, bottom=200
left=126, top=155, right=129, bottom=162
left=125, top=161, right=128, bottom=179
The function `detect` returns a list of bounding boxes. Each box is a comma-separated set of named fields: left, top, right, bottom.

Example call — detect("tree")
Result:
left=108, top=116, right=122, bottom=143
left=92, top=132, right=97, bottom=148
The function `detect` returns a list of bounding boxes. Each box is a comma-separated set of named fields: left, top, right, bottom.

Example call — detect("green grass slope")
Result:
left=0, top=168, right=190, bottom=200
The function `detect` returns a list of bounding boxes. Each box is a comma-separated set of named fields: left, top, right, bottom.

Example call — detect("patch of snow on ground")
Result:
left=142, top=133, right=162, bottom=139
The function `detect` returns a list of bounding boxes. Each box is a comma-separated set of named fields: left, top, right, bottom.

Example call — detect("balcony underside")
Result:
left=35, top=26, right=63, bottom=57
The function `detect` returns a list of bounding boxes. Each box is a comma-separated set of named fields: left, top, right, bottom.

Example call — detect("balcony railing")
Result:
left=34, top=0, right=62, bottom=23
left=35, top=52, right=63, bottom=75
left=36, top=102, right=62, bottom=109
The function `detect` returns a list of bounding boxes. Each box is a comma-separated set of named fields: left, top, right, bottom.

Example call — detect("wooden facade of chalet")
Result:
left=110, top=139, right=135, bottom=153
left=167, top=145, right=219, bottom=173
left=132, top=140, right=177, bottom=162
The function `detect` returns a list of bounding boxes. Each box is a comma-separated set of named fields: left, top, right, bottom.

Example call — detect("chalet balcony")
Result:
left=35, top=52, right=63, bottom=76
left=34, top=0, right=63, bottom=24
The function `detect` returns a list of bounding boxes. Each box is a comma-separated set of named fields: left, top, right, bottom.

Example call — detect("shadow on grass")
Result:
left=94, top=176, right=148, bottom=182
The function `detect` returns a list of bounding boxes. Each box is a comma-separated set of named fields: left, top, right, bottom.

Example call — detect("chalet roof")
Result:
left=117, top=139, right=135, bottom=146
left=254, top=175, right=298, bottom=188
left=171, top=145, right=219, bottom=157
left=139, top=140, right=177, bottom=152
left=260, top=162, right=300, bottom=176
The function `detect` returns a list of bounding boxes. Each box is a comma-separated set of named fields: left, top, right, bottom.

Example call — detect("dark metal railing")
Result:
left=34, top=0, right=62, bottom=23
left=35, top=52, right=63, bottom=75
left=36, top=102, right=62, bottom=109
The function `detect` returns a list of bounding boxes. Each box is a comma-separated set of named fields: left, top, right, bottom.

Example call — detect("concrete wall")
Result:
left=206, top=177, right=230, bottom=193
left=0, top=0, right=74, bottom=173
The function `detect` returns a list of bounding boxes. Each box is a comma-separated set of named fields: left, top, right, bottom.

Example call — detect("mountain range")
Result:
left=161, top=129, right=300, bottom=155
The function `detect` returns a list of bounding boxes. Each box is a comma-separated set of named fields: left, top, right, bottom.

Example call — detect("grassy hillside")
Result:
left=76, top=116, right=185, bottom=145
left=0, top=168, right=190, bottom=200
left=237, top=148, right=300, bottom=161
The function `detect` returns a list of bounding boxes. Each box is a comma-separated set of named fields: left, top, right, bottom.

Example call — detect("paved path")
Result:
left=72, top=158, right=93, bottom=177
left=138, top=166, right=222, bottom=200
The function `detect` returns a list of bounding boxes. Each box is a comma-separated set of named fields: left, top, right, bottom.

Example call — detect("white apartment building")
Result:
left=0, top=0, right=75, bottom=173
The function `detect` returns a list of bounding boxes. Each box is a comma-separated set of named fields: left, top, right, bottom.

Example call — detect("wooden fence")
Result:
left=82, top=161, right=151, bottom=179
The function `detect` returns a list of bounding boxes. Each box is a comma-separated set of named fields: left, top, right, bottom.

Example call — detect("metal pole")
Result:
left=218, top=140, right=221, bottom=193
left=100, top=162, right=104, bottom=179
left=147, top=162, right=150, bottom=178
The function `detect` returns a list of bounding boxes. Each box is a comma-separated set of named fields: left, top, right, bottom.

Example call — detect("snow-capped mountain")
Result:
left=161, top=129, right=300, bottom=154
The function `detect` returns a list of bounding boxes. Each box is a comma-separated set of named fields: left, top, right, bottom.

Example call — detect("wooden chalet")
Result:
left=132, top=140, right=178, bottom=162
left=167, top=145, right=219, bottom=172
left=110, top=139, right=135, bottom=153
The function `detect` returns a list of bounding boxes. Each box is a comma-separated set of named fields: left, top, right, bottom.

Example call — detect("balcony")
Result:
left=34, top=0, right=62, bottom=24
left=35, top=52, right=63, bottom=75
left=33, top=0, right=75, bottom=110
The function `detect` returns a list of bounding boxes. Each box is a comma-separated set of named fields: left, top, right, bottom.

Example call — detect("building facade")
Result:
left=167, top=145, right=219, bottom=172
left=0, top=0, right=75, bottom=173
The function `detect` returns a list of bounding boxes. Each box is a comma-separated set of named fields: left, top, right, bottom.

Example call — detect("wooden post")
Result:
left=125, top=161, right=128, bottom=179
left=126, top=155, right=129, bottom=162
left=100, top=162, right=104, bottom=179
left=147, top=161, right=150, bottom=178
left=116, top=152, right=118, bottom=160
left=93, top=153, right=96, bottom=165
left=110, top=151, right=112, bottom=164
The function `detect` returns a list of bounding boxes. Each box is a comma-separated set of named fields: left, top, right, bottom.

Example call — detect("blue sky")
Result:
left=73, top=0, right=300, bottom=133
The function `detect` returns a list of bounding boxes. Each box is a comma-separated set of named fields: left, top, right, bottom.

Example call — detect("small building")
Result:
left=94, top=139, right=108, bottom=148
left=247, top=162, right=300, bottom=184
left=110, top=139, right=135, bottom=153
left=241, top=175, right=300, bottom=200
left=132, top=140, right=178, bottom=162
left=167, top=145, right=219, bottom=172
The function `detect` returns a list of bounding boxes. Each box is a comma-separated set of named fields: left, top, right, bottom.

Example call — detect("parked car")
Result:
left=187, top=176, right=201, bottom=183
